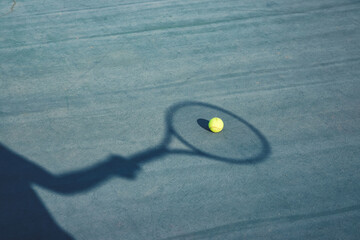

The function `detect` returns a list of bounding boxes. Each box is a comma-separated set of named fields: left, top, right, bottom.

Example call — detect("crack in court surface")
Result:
left=0, top=0, right=16, bottom=17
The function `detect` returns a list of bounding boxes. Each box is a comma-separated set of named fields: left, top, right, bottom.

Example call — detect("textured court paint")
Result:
left=1, top=0, right=360, bottom=239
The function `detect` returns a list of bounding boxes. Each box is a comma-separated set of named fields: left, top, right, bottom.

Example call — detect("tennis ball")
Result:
left=208, top=117, right=224, bottom=133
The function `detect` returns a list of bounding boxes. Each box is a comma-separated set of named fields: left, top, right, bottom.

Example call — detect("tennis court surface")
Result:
left=1, top=0, right=360, bottom=239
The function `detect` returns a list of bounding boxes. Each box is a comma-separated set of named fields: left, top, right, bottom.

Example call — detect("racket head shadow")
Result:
left=166, top=101, right=271, bottom=164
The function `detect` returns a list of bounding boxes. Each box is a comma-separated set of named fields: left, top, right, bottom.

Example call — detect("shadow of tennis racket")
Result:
left=115, top=101, right=271, bottom=174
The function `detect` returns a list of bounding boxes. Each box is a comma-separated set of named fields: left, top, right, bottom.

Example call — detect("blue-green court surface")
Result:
left=1, top=0, right=360, bottom=239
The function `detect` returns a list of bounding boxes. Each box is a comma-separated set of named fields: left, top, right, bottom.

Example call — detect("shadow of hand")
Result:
left=106, top=155, right=140, bottom=179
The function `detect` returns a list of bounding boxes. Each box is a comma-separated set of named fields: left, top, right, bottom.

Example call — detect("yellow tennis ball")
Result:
left=208, top=117, right=224, bottom=133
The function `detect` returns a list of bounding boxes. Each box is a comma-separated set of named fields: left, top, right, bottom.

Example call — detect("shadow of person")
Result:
left=0, top=143, right=139, bottom=240
left=0, top=101, right=271, bottom=239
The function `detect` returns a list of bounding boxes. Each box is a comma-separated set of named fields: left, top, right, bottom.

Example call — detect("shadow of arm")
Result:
left=33, top=155, right=139, bottom=194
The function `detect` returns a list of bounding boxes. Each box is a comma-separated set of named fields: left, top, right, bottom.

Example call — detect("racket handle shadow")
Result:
left=130, top=146, right=168, bottom=165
